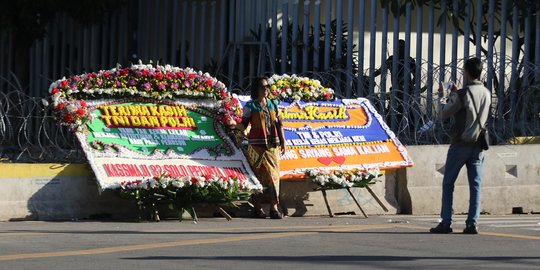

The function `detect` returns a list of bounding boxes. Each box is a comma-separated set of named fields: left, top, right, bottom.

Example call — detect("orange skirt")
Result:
left=246, top=145, right=280, bottom=203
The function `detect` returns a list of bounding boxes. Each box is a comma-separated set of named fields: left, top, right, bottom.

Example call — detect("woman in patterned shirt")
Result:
left=229, top=76, right=287, bottom=219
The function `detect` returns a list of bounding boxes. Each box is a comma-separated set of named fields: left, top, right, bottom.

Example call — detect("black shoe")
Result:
left=269, top=210, right=283, bottom=219
left=430, top=223, right=453, bottom=234
left=253, top=209, right=267, bottom=219
left=463, top=225, right=478, bottom=234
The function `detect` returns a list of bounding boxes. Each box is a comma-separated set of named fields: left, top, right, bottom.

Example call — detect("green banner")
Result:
left=86, top=102, right=227, bottom=156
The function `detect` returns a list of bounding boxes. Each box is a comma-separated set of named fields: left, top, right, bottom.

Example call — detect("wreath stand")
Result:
left=319, top=185, right=389, bottom=218
left=216, top=206, right=233, bottom=221
left=175, top=205, right=234, bottom=222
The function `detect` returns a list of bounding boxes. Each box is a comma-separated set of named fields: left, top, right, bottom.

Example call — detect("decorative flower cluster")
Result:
left=267, top=74, right=335, bottom=102
left=305, top=167, right=382, bottom=189
left=116, top=173, right=262, bottom=221
left=50, top=97, right=94, bottom=131
left=118, top=174, right=262, bottom=192
left=48, top=63, right=241, bottom=130
left=219, top=95, right=243, bottom=125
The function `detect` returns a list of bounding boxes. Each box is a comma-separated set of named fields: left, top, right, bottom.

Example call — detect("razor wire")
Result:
left=1, top=57, right=539, bottom=163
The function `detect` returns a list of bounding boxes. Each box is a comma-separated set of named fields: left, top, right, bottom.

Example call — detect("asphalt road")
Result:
left=0, top=215, right=538, bottom=270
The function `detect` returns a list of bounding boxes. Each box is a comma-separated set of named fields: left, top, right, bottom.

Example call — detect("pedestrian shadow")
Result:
left=123, top=255, right=540, bottom=265
left=0, top=228, right=430, bottom=236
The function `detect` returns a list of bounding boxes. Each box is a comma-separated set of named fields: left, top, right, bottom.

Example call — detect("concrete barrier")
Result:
left=1, top=144, right=538, bottom=221
left=405, top=144, right=540, bottom=215
left=0, top=164, right=136, bottom=221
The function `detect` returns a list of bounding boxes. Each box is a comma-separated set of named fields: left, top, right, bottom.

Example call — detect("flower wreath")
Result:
left=305, top=167, right=382, bottom=189
left=118, top=173, right=263, bottom=221
left=48, top=63, right=242, bottom=131
left=267, top=74, right=335, bottom=102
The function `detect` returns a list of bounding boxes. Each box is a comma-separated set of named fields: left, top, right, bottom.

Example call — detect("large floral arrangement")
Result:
left=117, top=173, right=262, bottom=221
left=267, top=74, right=335, bottom=102
left=50, top=98, right=93, bottom=129
left=305, top=167, right=382, bottom=189
left=48, top=63, right=241, bottom=131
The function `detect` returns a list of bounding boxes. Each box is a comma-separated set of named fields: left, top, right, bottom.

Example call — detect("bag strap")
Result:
left=465, top=87, right=486, bottom=132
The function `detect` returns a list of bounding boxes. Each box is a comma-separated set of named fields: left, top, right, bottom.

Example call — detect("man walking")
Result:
left=430, top=58, right=491, bottom=234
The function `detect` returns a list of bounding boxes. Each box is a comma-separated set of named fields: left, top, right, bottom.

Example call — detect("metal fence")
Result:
left=1, top=0, right=539, bottom=162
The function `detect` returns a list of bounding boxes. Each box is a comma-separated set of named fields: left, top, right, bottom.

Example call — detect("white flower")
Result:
left=66, top=104, right=77, bottom=112
left=171, top=180, right=184, bottom=188
left=159, top=177, right=169, bottom=188
left=148, top=179, right=158, bottom=189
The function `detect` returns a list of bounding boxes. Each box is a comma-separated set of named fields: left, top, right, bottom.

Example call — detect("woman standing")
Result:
left=229, top=77, right=287, bottom=219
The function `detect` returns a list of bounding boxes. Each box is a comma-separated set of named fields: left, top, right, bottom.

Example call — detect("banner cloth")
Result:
left=236, top=96, right=414, bottom=179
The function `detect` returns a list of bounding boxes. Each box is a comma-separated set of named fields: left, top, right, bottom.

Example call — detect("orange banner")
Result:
left=272, top=98, right=414, bottom=180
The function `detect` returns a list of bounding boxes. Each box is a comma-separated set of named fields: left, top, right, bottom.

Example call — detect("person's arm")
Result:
left=437, top=83, right=462, bottom=120
left=410, top=58, right=416, bottom=83
left=226, top=103, right=251, bottom=146
left=231, top=122, right=246, bottom=132
left=373, top=56, right=393, bottom=77
left=277, top=120, right=286, bottom=155
left=237, top=102, right=252, bottom=132
left=272, top=99, right=286, bottom=155
left=226, top=117, right=247, bottom=132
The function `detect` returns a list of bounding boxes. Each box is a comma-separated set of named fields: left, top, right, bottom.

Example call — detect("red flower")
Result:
left=325, top=92, right=332, bottom=99
left=221, top=90, right=227, bottom=99
left=205, top=79, right=213, bottom=87
left=188, top=73, right=196, bottom=80
left=76, top=109, right=85, bottom=116
left=142, top=70, right=150, bottom=76
left=56, top=103, right=65, bottom=110
left=103, top=71, right=111, bottom=77
left=80, top=100, right=87, bottom=107
left=51, top=88, right=60, bottom=95
left=166, top=72, right=174, bottom=79
left=223, top=115, right=232, bottom=123
left=60, top=80, right=68, bottom=87
left=231, top=98, right=239, bottom=104
left=190, top=177, right=198, bottom=184
left=120, top=69, right=129, bottom=76
left=155, top=72, right=163, bottom=80
left=64, top=114, right=73, bottom=122
left=176, top=71, right=184, bottom=78
left=224, top=103, right=232, bottom=110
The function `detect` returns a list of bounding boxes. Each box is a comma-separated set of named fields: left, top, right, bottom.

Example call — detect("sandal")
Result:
left=269, top=210, right=283, bottom=219
left=253, top=209, right=267, bottom=219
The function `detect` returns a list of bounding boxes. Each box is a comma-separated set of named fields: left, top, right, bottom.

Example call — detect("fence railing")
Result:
left=1, top=0, right=539, bottom=162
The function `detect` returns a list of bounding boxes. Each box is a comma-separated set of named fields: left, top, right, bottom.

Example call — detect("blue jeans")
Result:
left=440, top=144, right=485, bottom=226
